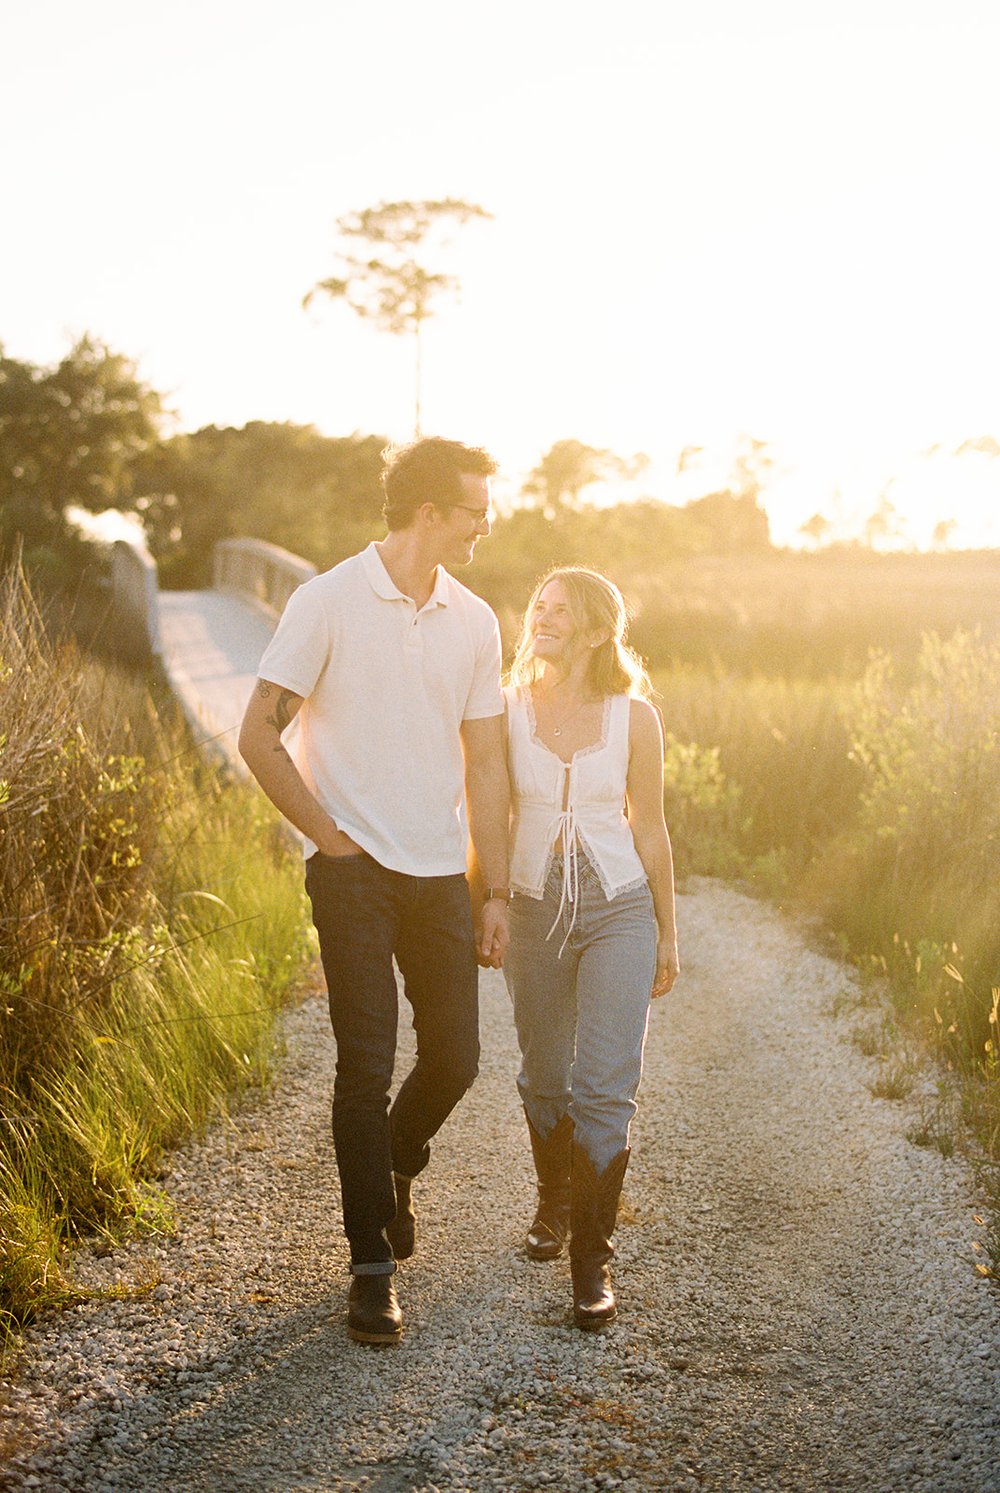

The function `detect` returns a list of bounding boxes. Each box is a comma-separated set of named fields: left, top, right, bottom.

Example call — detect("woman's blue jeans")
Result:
left=503, top=854, right=656, bottom=1174
left=305, top=851, right=479, bottom=1273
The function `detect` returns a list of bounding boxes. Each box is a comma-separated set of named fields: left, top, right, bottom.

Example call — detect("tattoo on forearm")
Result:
left=264, top=689, right=298, bottom=737
left=256, top=680, right=272, bottom=699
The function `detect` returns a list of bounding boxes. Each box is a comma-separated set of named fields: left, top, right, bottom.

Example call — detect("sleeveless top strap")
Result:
left=503, top=685, right=528, bottom=751
left=512, top=683, right=534, bottom=724
left=606, top=692, right=631, bottom=763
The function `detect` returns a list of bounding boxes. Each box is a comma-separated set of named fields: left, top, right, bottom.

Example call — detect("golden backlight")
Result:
left=2, top=0, right=998, bottom=547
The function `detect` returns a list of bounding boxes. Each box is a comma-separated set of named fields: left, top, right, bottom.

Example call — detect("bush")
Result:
left=809, top=630, right=1000, bottom=1069
left=650, top=630, right=999, bottom=1174
left=0, top=566, right=161, bottom=1084
left=0, top=563, right=310, bottom=1335
left=660, top=731, right=746, bottom=879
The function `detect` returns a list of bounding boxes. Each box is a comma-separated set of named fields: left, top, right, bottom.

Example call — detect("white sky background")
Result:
left=3, top=0, right=1000, bottom=546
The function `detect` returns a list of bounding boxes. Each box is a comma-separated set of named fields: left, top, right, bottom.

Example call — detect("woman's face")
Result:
left=529, top=579, right=592, bottom=669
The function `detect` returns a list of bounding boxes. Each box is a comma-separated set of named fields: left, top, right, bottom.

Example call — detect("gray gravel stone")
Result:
left=1, top=881, right=998, bottom=1491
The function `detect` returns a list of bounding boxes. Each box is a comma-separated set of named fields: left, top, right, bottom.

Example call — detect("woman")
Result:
left=502, top=566, right=679, bottom=1329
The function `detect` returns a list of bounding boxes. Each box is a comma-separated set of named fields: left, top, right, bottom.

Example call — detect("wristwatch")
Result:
left=485, top=886, right=513, bottom=903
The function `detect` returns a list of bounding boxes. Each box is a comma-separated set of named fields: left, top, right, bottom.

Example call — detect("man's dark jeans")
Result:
left=305, top=850, right=480, bottom=1272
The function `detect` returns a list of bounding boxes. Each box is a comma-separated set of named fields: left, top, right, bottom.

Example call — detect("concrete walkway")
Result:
left=157, top=589, right=277, bottom=769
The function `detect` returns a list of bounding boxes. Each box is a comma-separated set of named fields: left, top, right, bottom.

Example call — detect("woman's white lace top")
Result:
left=504, top=686, right=647, bottom=946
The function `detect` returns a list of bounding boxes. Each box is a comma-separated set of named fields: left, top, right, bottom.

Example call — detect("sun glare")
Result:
left=3, top=2, right=999, bottom=548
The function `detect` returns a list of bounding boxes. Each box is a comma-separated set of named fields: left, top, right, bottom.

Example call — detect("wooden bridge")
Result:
left=111, top=534, right=315, bottom=770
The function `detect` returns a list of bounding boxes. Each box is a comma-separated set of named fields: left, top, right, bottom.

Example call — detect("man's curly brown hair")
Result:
left=381, top=437, right=497, bottom=530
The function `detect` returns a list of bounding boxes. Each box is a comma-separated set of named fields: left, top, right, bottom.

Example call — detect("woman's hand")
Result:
left=651, top=936, right=679, bottom=998
left=477, top=898, right=510, bottom=969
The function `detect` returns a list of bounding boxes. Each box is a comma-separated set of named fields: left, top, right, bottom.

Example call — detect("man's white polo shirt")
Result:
left=257, top=542, right=503, bottom=876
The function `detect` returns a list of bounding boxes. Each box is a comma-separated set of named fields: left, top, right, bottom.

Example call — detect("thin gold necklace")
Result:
left=536, top=688, right=595, bottom=737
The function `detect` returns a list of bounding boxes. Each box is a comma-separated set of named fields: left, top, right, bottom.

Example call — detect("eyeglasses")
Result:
left=444, top=504, right=494, bottom=527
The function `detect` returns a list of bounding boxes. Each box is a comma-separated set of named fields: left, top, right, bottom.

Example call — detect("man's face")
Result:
left=435, top=473, right=494, bottom=566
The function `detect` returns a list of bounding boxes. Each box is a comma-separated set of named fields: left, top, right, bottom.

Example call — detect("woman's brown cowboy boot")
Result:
left=525, top=1112, right=574, bottom=1260
left=568, top=1142, right=630, bottom=1328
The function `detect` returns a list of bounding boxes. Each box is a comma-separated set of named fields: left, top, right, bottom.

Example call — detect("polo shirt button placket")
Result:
left=405, top=604, right=421, bottom=655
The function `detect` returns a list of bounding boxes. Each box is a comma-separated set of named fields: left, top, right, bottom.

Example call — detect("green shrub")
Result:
left=653, top=668, right=861, bottom=886
left=660, top=731, right=746, bottom=878
left=0, top=564, right=310, bottom=1334
left=810, top=630, right=1000, bottom=1070
left=651, top=639, right=998, bottom=1164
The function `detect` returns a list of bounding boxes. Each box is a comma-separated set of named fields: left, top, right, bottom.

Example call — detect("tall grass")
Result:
left=653, top=667, right=861, bottom=890
left=0, top=565, right=311, bottom=1336
left=809, top=631, right=1000, bottom=1074
left=629, top=549, right=1000, bottom=678
left=651, top=628, right=1000, bottom=1181
left=479, top=545, right=1000, bottom=680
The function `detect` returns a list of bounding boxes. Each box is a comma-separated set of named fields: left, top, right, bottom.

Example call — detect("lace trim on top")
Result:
left=522, top=687, right=612, bottom=765
left=510, top=689, right=643, bottom=956
left=542, top=837, right=648, bottom=901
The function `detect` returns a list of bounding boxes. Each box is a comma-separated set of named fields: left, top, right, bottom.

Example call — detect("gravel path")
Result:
left=2, top=881, right=998, bottom=1492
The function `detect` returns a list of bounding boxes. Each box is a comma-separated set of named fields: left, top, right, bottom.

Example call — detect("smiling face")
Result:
left=434, top=473, right=493, bottom=567
left=510, top=566, right=644, bottom=697
left=529, top=578, right=593, bottom=669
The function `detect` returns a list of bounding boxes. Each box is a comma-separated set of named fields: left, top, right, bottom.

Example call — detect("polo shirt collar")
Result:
left=362, top=542, right=450, bottom=608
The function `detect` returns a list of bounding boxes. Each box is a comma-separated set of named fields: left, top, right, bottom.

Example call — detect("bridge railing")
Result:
left=110, top=537, right=162, bottom=657
left=213, top=537, right=316, bottom=618
left=106, top=532, right=317, bottom=663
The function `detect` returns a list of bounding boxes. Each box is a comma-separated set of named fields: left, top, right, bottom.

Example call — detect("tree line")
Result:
left=0, top=336, right=772, bottom=604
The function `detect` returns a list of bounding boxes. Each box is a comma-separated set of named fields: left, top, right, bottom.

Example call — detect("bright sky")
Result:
left=3, top=0, right=1000, bottom=547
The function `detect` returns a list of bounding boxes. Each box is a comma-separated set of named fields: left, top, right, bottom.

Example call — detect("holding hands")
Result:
left=477, top=896, right=510, bottom=969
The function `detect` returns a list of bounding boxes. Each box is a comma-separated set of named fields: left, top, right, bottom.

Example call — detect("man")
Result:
left=238, top=437, right=510, bottom=1345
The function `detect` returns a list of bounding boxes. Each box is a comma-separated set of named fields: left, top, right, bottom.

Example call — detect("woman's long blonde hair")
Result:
left=506, top=566, right=653, bottom=699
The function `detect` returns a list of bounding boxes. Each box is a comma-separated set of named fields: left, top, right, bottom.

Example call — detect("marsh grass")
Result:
left=851, top=1019, right=891, bottom=1060
left=481, top=536, right=1000, bottom=679
left=650, top=625, right=1000, bottom=1183
left=978, top=1178, right=1000, bottom=1278
left=869, top=1061, right=916, bottom=1102
left=628, top=548, right=1000, bottom=679
left=653, top=666, right=861, bottom=884
left=0, top=564, right=310, bottom=1337
left=907, top=1084, right=963, bottom=1159
left=811, top=632, right=1000, bottom=1074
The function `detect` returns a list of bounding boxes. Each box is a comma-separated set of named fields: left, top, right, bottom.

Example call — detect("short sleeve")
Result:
left=256, top=581, right=330, bottom=700
left=462, top=612, right=504, bottom=720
